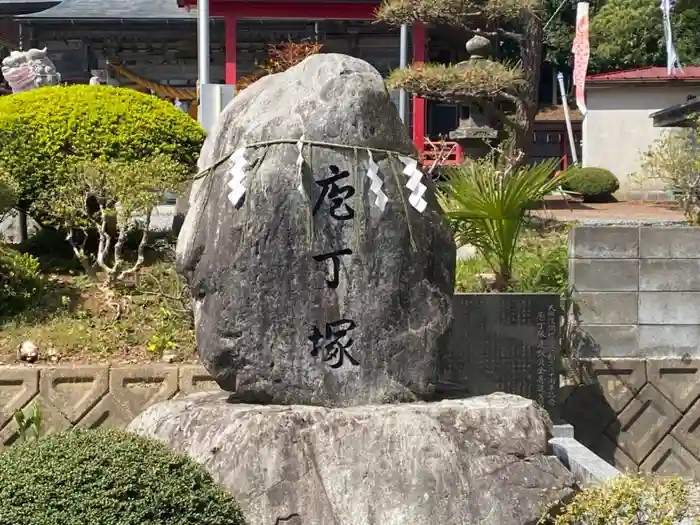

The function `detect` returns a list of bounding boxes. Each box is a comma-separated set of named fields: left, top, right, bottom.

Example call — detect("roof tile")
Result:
left=19, top=0, right=195, bottom=19
left=587, top=66, right=700, bottom=81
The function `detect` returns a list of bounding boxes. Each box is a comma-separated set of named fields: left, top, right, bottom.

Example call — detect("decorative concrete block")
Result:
left=39, top=366, right=109, bottom=424
left=640, top=227, right=700, bottom=259
left=109, top=365, right=179, bottom=418
left=647, top=359, right=700, bottom=411
left=671, top=397, right=700, bottom=459
left=570, top=259, right=639, bottom=292
left=0, top=394, right=71, bottom=449
left=0, top=367, right=39, bottom=430
left=639, top=292, right=700, bottom=325
left=640, top=259, right=700, bottom=291
left=640, top=434, right=700, bottom=478
left=178, top=365, right=217, bottom=395
left=561, top=359, right=646, bottom=449
left=574, top=325, right=639, bottom=358
left=612, top=383, right=681, bottom=465
left=590, top=433, right=639, bottom=474
left=569, top=227, right=639, bottom=259
left=639, top=326, right=700, bottom=358
left=574, top=292, right=638, bottom=324
left=585, top=358, right=647, bottom=413
left=77, top=393, right=135, bottom=430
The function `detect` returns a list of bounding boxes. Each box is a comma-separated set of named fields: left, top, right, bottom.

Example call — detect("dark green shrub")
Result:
left=0, top=428, right=246, bottom=525
left=19, top=227, right=75, bottom=258
left=0, top=85, right=205, bottom=215
left=0, top=244, right=42, bottom=316
left=562, top=167, right=620, bottom=202
left=0, top=167, right=18, bottom=216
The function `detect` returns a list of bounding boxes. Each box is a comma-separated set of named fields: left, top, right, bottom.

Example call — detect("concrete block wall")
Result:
left=566, top=226, right=700, bottom=477
left=0, top=364, right=216, bottom=450
left=569, top=226, right=700, bottom=358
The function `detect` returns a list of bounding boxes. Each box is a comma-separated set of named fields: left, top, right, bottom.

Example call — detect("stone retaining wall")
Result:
left=565, top=226, right=700, bottom=477
left=0, top=364, right=216, bottom=449
left=561, top=357, right=700, bottom=477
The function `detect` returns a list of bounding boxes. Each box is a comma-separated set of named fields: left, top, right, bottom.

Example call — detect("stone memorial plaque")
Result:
left=442, top=293, right=560, bottom=419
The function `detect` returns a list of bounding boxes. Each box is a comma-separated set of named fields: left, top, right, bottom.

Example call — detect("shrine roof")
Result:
left=18, top=0, right=197, bottom=20
left=0, top=0, right=59, bottom=15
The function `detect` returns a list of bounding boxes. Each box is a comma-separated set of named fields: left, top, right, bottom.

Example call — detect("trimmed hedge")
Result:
left=562, top=167, right=620, bottom=202
left=0, top=85, right=205, bottom=212
left=0, top=428, right=246, bottom=525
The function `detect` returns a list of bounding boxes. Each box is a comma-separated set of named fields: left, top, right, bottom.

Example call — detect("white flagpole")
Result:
left=660, top=0, right=682, bottom=75
left=558, top=72, right=579, bottom=166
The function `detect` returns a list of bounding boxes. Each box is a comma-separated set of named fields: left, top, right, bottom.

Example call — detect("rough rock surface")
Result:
left=176, top=53, right=455, bottom=406
left=129, top=392, right=575, bottom=525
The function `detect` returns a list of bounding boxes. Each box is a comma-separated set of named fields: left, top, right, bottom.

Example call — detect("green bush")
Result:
left=0, top=428, right=246, bottom=525
left=545, top=474, right=690, bottom=525
left=0, top=244, right=42, bottom=316
left=0, top=168, right=18, bottom=217
left=455, top=227, right=568, bottom=294
left=561, top=167, right=620, bottom=202
left=0, top=85, right=205, bottom=215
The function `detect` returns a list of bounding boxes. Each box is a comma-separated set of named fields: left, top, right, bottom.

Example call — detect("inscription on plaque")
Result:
left=443, top=293, right=560, bottom=418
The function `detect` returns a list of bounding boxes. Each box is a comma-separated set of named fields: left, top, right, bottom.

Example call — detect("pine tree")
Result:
left=376, top=0, right=544, bottom=159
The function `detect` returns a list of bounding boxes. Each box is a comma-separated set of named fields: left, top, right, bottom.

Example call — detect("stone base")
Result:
left=128, top=392, right=575, bottom=525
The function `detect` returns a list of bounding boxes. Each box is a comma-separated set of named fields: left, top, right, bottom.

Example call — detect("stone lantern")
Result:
left=450, top=35, right=499, bottom=145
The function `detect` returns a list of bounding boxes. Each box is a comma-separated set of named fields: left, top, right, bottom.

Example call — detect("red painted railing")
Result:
left=421, top=139, right=464, bottom=169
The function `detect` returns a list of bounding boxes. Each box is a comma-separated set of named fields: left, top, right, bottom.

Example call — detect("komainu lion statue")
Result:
left=1, top=48, right=61, bottom=93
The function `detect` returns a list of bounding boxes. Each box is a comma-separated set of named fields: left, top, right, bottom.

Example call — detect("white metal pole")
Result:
left=398, top=24, right=408, bottom=123
left=198, top=0, right=210, bottom=85
left=557, top=72, right=579, bottom=166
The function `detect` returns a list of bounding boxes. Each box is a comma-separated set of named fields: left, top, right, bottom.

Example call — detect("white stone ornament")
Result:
left=1, top=47, right=61, bottom=93
left=397, top=155, right=428, bottom=213
left=365, top=150, right=388, bottom=212
left=227, top=146, right=249, bottom=207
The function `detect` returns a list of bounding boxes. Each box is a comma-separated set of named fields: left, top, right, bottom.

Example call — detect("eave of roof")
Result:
left=650, top=97, right=700, bottom=128
left=587, top=66, right=700, bottom=84
left=0, top=0, right=59, bottom=16
left=17, top=0, right=196, bottom=20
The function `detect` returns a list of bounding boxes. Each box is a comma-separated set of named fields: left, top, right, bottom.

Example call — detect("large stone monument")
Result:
left=176, top=53, right=456, bottom=407
left=130, top=54, right=575, bottom=525
left=1, top=48, right=61, bottom=93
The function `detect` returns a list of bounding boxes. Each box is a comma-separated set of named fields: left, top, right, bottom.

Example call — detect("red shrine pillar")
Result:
left=412, top=22, right=426, bottom=155
left=225, top=13, right=237, bottom=85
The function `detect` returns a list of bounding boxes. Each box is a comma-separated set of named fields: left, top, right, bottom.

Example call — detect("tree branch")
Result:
left=118, top=209, right=152, bottom=282
left=95, top=202, right=113, bottom=276
left=65, top=226, right=95, bottom=277
left=469, top=28, right=524, bottom=42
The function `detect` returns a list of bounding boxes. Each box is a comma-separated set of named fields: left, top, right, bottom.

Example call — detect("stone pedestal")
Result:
left=129, top=392, right=575, bottom=525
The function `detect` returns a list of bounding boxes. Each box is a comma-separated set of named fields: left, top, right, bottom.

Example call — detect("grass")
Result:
left=0, top=229, right=195, bottom=364
left=0, top=220, right=568, bottom=364
left=455, top=221, right=569, bottom=294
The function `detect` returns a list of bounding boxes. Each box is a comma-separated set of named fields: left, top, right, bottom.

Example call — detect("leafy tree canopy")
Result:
left=543, top=0, right=700, bottom=73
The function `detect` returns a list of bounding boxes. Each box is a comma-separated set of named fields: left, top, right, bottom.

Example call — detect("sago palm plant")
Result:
left=439, top=156, right=573, bottom=291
